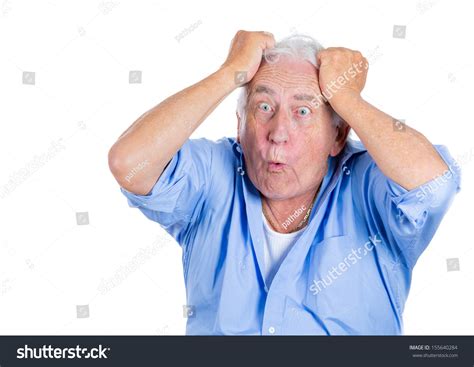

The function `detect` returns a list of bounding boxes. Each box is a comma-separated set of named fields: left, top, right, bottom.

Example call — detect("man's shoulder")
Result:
left=185, top=136, right=241, bottom=187
left=186, top=137, right=240, bottom=208
left=186, top=136, right=239, bottom=166
left=187, top=136, right=236, bottom=153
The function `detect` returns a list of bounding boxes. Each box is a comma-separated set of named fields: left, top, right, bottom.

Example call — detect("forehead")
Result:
left=248, top=56, right=320, bottom=98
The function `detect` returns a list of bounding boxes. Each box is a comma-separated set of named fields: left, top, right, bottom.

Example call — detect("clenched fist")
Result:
left=316, top=47, right=368, bottom=109
left=221, top=30, right=276, bottom=85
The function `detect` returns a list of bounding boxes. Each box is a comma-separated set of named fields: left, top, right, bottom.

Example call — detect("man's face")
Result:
left=237, top=56, right=348, bottom=200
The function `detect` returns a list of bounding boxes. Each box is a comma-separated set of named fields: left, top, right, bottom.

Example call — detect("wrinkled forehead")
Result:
left=248, top=56, right=321, bottom=100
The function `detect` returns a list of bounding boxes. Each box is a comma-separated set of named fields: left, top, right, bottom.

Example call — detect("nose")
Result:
left=267, top=109, right=289, bottom=145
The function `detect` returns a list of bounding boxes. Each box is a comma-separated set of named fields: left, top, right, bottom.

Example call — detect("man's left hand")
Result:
left=316, top=47, right=368, bottom=112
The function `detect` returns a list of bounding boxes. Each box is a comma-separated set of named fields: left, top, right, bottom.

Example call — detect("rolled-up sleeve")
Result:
left=354, top=145, right=461, bottom=268
left=120, top=138, right=214, bottom=244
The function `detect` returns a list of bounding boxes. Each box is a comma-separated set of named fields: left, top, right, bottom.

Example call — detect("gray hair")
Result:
left=236, top=34, right=343, bottom=128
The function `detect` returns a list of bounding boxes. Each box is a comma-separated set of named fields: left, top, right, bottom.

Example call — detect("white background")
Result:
left=0, top=0, right=473, bottom=335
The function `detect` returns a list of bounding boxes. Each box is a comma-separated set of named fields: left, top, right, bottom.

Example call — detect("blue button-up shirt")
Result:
left=120, top=137, right=461, bottom=335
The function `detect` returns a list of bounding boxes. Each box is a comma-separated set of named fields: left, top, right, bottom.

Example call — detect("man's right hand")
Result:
left=221, top=30, right=276, bottom=85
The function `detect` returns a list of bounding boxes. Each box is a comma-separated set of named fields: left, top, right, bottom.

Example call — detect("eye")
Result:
left=258, top=102, right=273, bottom=113
left=296, top=106, right=311, bottom=117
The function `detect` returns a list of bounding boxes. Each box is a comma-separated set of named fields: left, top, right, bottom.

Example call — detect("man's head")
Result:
left=236, top=34, right=351, bottom=201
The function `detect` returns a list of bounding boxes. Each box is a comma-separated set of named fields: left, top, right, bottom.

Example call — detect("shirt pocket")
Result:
left=301, top=234, right=398, bottom=334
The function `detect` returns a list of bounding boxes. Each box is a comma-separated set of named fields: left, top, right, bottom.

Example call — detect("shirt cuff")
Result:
left=120, top=152, right=180, bottom=213
left=385, top=145, right=461, bottom=229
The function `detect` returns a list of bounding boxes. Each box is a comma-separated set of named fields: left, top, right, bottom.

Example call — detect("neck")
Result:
left=261, top=182, right=321, bottom=234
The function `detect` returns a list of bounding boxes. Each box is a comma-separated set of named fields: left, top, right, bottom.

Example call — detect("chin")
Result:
left=256, top=180, right=294, bottom=200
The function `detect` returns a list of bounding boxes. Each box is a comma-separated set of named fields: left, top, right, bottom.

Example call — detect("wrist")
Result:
left=329, top=90, right=364, bottom=117
left=215, top=64, right=241, bottom=92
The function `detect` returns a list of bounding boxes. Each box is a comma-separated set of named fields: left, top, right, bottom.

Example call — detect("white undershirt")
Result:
left=261, top=212, right=306, bottom=287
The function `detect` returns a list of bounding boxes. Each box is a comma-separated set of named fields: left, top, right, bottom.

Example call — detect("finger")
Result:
left=363, top=57, right=369, bottom=70
left=261, top=31, right=276, bottom=49
left=316, top=50, right=327, bottom=67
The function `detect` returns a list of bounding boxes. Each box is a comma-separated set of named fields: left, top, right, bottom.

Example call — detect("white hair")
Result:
left=236, top=34, right=343, bottom=128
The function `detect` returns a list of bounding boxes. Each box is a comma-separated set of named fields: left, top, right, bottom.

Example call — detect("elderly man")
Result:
left=108, top=31, right=461, bottom=335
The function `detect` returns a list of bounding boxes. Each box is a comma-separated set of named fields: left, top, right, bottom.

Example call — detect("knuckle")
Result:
left=332, top=52, right=342, bottom=60
left=343, top=48, right=353, bottom=55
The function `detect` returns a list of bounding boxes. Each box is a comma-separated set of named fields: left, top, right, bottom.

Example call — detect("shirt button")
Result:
left=268, top=326, right=275, bottom=334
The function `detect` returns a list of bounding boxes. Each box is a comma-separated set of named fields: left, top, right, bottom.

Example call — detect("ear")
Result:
left=236, top=111, right=241, bottom=144
left=329, top=121, right=351, bottom=157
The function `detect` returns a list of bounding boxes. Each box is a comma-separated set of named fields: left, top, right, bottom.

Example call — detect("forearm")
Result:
left=334, top=95, right=448, bottom=190
left=108, top=66, right=237, bottom=195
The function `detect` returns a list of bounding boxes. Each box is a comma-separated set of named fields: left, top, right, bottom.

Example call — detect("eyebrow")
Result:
left=293, top=93, right=317, bottom=102
left=253, top=85, right=276, bottom=96
left=251, top=85, right=317, bottom=102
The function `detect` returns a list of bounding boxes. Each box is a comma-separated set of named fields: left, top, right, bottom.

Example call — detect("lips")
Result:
left=267, top=160, right=286, bottom=171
